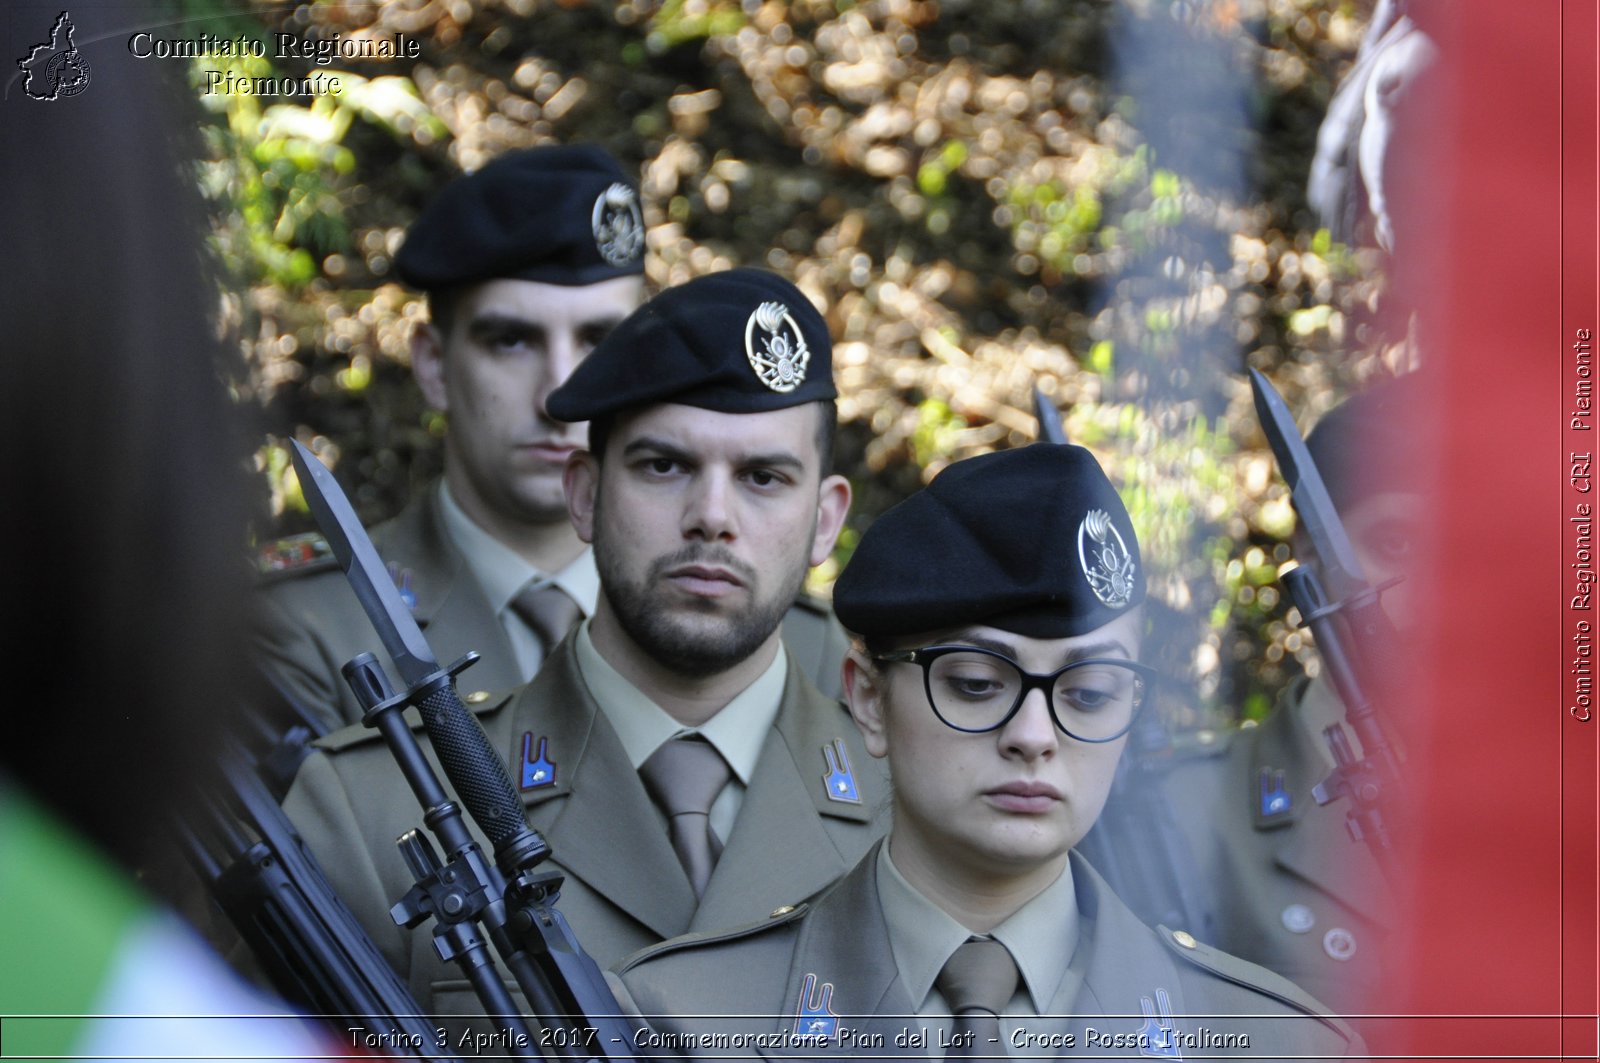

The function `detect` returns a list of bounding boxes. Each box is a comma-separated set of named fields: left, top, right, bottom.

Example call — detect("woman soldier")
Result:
left=612, top=444, right=1361, bottom=1060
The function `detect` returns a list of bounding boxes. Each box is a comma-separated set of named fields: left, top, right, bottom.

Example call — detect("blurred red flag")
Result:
left=1381, top=3, right=1596, bottom=1058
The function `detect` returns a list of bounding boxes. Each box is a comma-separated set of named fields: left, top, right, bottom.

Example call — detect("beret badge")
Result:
left=592, top=182, right=644, bottom=267
left=744, top=300, right=812, bottom=394
left=1078, top=508, right=1137, bottom=608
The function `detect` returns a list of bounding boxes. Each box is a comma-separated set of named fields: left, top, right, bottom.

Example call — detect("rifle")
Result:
left=181, top=731, right=459, bottom=1061
left=1032, top=387, right=1217, bottom=939
left=1249, top=370, right=1406, bottom=872
left=290, top=441, right=637, bottom=1062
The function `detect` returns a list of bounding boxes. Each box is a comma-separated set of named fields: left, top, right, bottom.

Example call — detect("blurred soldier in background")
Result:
left=253, top=146, right=848, bottom=735
left=282, top=269, right=886, bottom=1037
left=1168, top=373, right=1425, bottom=1018
left=0, top=14, right=337, bottom=1057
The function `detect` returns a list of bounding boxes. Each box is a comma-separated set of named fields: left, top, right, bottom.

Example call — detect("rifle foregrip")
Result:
left=1346, top=599, right=1405, bottom=696
left=415, top=682, right=528, bottom=853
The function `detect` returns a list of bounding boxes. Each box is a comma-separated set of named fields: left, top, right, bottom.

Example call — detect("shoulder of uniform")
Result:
left=617, top=903, right=809, bottom=973
left=254, top=531, right=339, bottom=583
left=1167, top=725, right=1233, bottom=761
left=1155, top=926, right=1358, bottom=1043
left=789, top=593, right=832, bottom=619
left=312, top=687, right=517, bottom=753
left=1128, top=727, right=1232, bottom=798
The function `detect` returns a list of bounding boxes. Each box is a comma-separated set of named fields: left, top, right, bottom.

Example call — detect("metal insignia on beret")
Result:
left=1077, top=508, right=1137, bottom=608
left=591, top=182, right=644, bottom=266
left=744, top=300, right=812, bottom=393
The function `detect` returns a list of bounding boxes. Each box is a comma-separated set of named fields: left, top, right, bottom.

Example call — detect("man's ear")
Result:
left=843, top=650, right=890, bottom=759
left=809, top=474, right=852, bottom=568
left=563, top=451, right=601, bottom=545
left=411, top=323, right=449, bottom=412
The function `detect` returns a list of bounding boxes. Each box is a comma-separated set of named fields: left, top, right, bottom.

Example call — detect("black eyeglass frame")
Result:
left=870, top=645, right=1158, bottom=743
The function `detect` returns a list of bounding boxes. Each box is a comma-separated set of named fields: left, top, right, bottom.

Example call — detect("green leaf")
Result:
left=916, top=163, right=948, bottom=197
left=1087, top=340, right=1114, bottom=375
left=1287, top=304, right=1335, bottom=335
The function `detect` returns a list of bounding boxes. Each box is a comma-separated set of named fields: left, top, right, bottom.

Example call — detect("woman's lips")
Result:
left=985, top=781, right=1063, bottom=813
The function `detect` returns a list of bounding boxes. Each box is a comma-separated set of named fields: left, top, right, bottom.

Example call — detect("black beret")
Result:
left=546, top=267, right=836, bottom=422
left=395, top=144, right=645, bottom=290
left=1306, top=372, right=1427, bottom=512
left=834, top=444, right=1145, bottom=639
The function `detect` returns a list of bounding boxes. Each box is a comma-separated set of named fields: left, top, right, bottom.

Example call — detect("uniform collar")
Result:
left=571, top=619, right=787, bottom=786
left=435, top=480, right=600, bottom=617
left=875, top=840, right=1079, bottom=1016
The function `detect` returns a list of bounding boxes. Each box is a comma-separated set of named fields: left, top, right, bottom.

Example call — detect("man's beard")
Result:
left=595, top=538, right=807, bottom=680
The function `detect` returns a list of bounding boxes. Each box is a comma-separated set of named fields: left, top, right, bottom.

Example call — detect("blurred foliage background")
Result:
left=172, top=0, right=1405, bottom=728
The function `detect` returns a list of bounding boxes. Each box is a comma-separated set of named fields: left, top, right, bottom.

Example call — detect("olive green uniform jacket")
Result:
left=281, top=634, right=888, bottom=1039
left=613, top=843, right=1363, bottom=1060
left=1165, top=676, right=1389, bottom=1020
left=253, top=491, right=513, bottom=733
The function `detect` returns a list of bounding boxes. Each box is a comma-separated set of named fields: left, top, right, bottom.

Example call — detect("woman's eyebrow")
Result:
left=940, top=631, right=1134, bottom=664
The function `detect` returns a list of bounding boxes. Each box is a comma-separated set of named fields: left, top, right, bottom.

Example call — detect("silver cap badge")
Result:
left=1078, top=508, right=1137, bottom=608
left=591, top=182, right=644, bottom=266
left=744, top=300, right=811, bottom=393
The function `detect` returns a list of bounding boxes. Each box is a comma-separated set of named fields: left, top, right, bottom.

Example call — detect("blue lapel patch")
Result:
left=1138, top=987, right=1182, bottom=1059
left=791, top=972, right=840, bottom=1044
left=821, top=738, right=861, bottom=804
left=1258, top=766, right=1292, bottom=820
left=521, top=733, right=557, bottom=790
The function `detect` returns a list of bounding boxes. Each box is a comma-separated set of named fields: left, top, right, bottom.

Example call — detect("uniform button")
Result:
left=1323, top=927, right=1357, bottom=961
left=1171, top=930, right=1198, bottom=949
left=1281, top=904, right=1316, bottom=934
left=770, top=905, right=796, bottom=918
left=464, top=690, right=491, bottom=704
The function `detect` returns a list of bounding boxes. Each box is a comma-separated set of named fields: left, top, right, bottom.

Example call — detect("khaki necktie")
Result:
left=936, top=938, right=1020, bottom=1059
left=637, top=735, right=731, bottom=898
left=510, top=581, right=581, bottom=660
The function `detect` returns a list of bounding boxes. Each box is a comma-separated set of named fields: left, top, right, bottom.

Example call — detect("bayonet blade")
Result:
left=1248, top=369, right=1368, bottom=599
left=289, top=441, right=439, bottom=684
left=1033, top=385, right=1068, bottom=445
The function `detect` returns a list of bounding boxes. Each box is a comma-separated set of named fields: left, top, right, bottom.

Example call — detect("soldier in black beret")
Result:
left=282, top=267, right=884, bottom=1043
left=611, top=444, right=1361, bottom=1060
left=1163, top=372, right=1428, bottom=1024
left=833, top=444, right=1144, bottom=640
left=255, top=144, right=648, bottom=735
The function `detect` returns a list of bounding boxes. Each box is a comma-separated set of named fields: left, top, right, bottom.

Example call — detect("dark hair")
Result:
left=1, top=44, right=250, bottom=869
left=588, top=399, right=837, bottom=476
left=424, top=286, right=464, bottom=341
